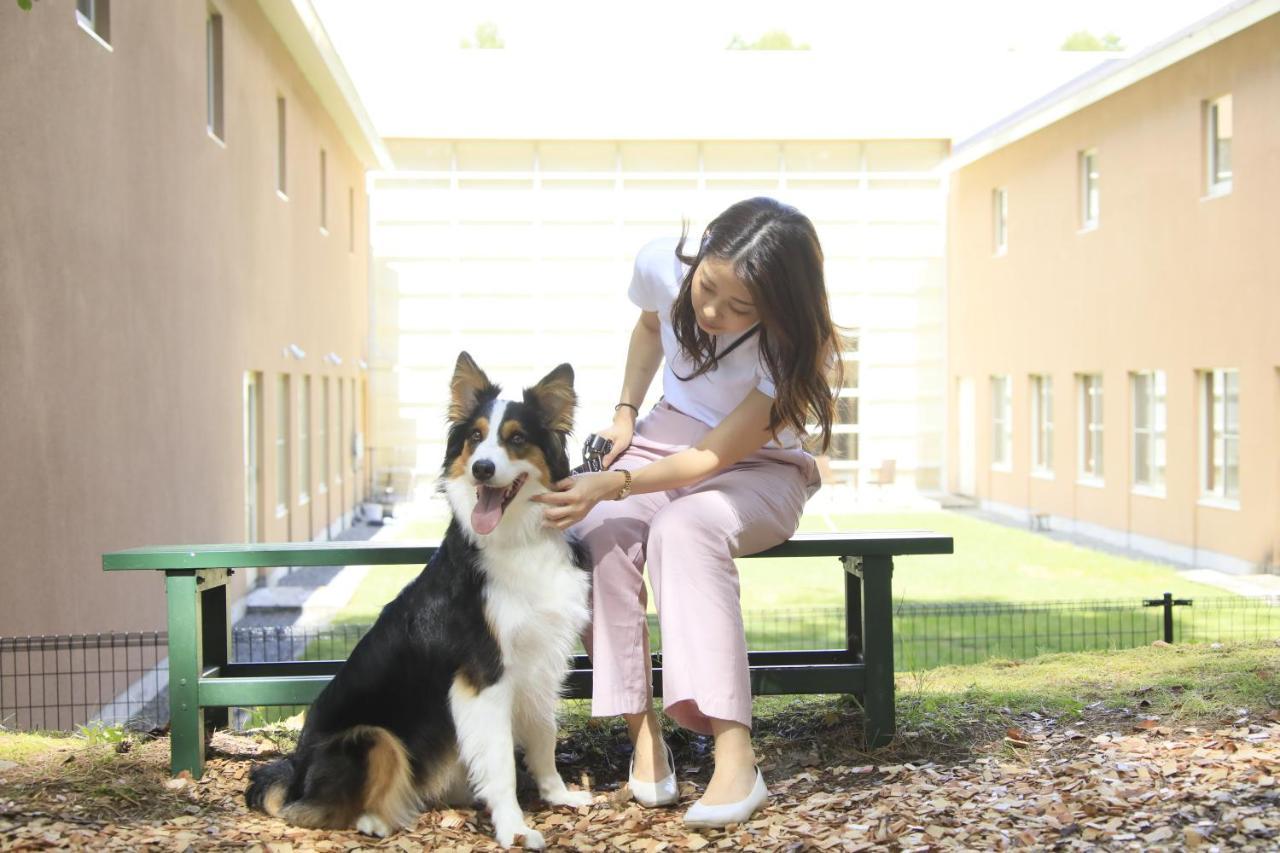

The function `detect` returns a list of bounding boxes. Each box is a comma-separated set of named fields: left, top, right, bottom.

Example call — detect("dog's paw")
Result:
left=545, top=788, right=594, bottom=808
left=496, top=823, right=545, bottom=849
left=355, top=813, right=392, bottom=837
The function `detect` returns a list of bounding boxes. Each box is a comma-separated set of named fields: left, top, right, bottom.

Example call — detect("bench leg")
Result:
left=200, top=577, right=230, bottom=732
left=859, top=555, right=895, bottom=748
left=166, top=571, right=205, bottom=778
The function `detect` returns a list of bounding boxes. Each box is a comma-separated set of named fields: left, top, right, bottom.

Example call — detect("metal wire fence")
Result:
left=3, top=595, right=1278, bottom=732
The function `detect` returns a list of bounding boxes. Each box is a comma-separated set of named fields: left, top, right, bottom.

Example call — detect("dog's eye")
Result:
left=470, top=429, right=483, bottom=443
left=508, top=433, right=526, bottom=446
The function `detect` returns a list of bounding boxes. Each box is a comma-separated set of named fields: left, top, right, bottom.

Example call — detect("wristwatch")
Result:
left=614, top=469, right=633, bottom=501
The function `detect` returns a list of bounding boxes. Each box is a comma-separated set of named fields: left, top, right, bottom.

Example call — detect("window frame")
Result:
left=990, top=374, right=1012, bottom=471
left=76, top=0, right=111, bottom=49
left=1077, top=373, right=1104, bottom=485
left=206, top=9, right=225, bottom=143
left=298, top=375, right=311, bottom=506
left=275, top=374, right=290, bottom=519
left=1200, top=368, right=1240, bottom=505
left=1205, top=95, right=1233, bottom=197
left=1079, top=148, right=1099, bottom=230
left=992, top=187, right=1008, bottom=256
left=828, top=339, right=861, bottom=473
left=1030, top=374, right=1053, bottom=477
left=276, top=96, right=288, bottom=199
left=1130, top=370, right=1167, bottom=496
left=348, top=186, right=356, bottom=253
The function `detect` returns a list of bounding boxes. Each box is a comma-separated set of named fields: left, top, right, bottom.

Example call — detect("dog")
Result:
left=245, top=352, right=593, bottom=849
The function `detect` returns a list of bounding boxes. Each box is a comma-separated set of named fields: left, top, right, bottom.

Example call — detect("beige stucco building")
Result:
left=0, top=0, right=386, bottom=636
left=947, top=2, right=1280, bottom=573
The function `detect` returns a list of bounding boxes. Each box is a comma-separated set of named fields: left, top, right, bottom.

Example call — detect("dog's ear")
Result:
left=449, top=352, right=497, bottom=423
left=525, top=363, right=576, bottom=435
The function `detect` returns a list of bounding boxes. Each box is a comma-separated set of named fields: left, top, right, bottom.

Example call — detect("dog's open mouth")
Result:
left=471, top=473, right=527, bottom=535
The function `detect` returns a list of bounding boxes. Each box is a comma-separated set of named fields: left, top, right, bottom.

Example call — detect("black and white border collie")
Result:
left=246, top=352, right=593, bottom=849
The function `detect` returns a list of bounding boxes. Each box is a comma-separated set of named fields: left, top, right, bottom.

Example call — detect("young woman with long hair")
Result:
left=535, top=197, right=844, bottom=826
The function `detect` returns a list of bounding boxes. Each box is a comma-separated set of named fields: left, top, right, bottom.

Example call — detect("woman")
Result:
left=535, top=197, right=844, bottom=827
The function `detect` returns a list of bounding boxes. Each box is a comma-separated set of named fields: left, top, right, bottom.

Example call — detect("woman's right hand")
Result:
left=598, top=408, right=637, bottom=468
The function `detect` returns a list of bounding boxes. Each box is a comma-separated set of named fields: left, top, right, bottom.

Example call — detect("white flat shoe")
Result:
left=683, top=769, right=768, bottom=828
left=628, top=741, right=679, bottom=807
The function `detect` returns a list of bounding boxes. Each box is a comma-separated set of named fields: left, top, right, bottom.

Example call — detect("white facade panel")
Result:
left=370, top=140, right=948, bottom=494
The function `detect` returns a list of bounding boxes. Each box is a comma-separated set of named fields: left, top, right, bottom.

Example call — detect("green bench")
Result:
left=103, top=530, right=952, bottom=777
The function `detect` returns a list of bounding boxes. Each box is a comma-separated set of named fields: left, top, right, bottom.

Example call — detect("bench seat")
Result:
left=104, top=530, right=953, bottom=777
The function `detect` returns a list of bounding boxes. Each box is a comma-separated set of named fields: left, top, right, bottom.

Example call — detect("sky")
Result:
left=314, top=0, right=1231, bottom=56
left=311, top=0, right=1237, bottom=140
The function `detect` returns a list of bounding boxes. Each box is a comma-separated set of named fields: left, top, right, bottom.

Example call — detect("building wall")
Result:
left=0, top=1, right=371, bottom=635
left=947, top=14, right=1280, bottom=571
left=370, top=139, right=947, bottom=493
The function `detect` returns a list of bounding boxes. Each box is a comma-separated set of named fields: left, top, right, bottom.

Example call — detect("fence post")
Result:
left=1143, top=592, right=1193, bottom=644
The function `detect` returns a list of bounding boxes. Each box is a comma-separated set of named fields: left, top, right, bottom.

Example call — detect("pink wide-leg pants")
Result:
left=572, top=401, right=820, bottom=734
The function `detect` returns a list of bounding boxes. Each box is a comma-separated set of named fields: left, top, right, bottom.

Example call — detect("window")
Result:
left=276, top=97, right=287, bottom=196
left=319, top=378, right=329, bottom=493
left=276, top=375, right=290, bottom=517
left=992, top=188, right=1008, bottom=255
left=299, top=376, right=311, bottom=504
left=243, top=372, right=261, bottom=544
left=76, top=0, right=111, bottom=47
left=1132, top=371, right=1167, bottom=493
left=1206, top=95, right=1233, bottom=194
left=319, top=149, right=328, bottom=232
left=206, top=11, right=224, bottom=141
left=1202, top=368, right=1239, bottom=501
left=991, top=375, right=1011, bottom=469
left=348, top=187, right=356, bottom=253
left=829, top=334, right=860, bottom=468
left=1079, top=149, right=1099, bottom=228
left=1031, top=374, right=1053, bottom=474
left=1078, top=373, right=1104, bottom=481
left=335, top=379, right=344, bottom=487
left=350, top=378, right=358, bottom=476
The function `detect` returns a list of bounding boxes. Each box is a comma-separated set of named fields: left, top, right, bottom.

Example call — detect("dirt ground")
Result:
left=3, top=700, right=1279, bottom=851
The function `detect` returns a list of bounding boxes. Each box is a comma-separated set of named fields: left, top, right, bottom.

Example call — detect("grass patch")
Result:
left=319, top=509, right=1258, bottom=671
left=0, top=730, right=75, bottom=762
left=346, top=509, right=1235, bottom=620
left=785, top=510, right=1232, bottom=604
left=0, top=732, right=194, bottom=823
left=547, top=640, right=1280, bottom=781
left=898, top=639, right=1280, bottom=726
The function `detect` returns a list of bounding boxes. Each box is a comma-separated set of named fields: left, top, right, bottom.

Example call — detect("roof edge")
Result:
left=256, top=0, right=391, bottom=170
left=946, top=0, right=1280, bottom=173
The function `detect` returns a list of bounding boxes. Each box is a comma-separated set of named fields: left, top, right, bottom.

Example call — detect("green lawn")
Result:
left=286, top=507, right=1265, bottom=674
left=347, top=508, right=1230, bottom=617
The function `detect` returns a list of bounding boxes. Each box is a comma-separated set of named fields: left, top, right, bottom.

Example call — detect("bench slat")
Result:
left=103, top=530, right=952, bottom=570
left=199, top=664, right=867, bottom=708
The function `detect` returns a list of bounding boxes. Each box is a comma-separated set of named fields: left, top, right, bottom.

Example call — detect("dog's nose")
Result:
left=472, top=459, right=495, bottom=481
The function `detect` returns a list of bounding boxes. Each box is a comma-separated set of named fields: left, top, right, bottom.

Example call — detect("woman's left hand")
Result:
left=532, top=470, right=627, bottom=530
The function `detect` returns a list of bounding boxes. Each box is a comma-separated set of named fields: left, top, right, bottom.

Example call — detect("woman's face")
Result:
left=691, top=255, right=758, bottom=337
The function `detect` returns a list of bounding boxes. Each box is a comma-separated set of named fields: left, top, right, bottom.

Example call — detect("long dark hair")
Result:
left=671, top=197, right=846, bottom=450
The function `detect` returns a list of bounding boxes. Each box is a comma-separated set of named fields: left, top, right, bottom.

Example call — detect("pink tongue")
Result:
left=472, top=486, right=505, bottom=535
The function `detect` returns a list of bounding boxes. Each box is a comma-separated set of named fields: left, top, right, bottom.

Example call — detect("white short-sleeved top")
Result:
left=627, top=237, right=800, bottom=449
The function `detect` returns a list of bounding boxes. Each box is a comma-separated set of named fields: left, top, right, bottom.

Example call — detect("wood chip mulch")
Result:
left=2, top=717, right=1279, bottom=851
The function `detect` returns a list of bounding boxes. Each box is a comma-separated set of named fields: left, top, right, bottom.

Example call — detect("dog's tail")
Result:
left=245, top=726, right=420, bottom=834
left=245, top=755, right=296, bottom=817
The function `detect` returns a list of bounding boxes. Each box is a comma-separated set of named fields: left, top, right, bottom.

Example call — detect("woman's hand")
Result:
left=596, top=422, right=633, bottom=469
left=533, top=470, right=629, bottom=530
left=597, top=402, right=639, bottom=467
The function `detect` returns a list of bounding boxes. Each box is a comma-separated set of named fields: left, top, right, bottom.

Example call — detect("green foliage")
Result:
left=75, top=721, right=129, bottom=747
left=727, top=29, right=810, bottom=50
left=17, top=0, right=35, bottom=11
left=461, top=21, right=504, bottom=49
left=1061, top=30, right=1125, bottom=51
